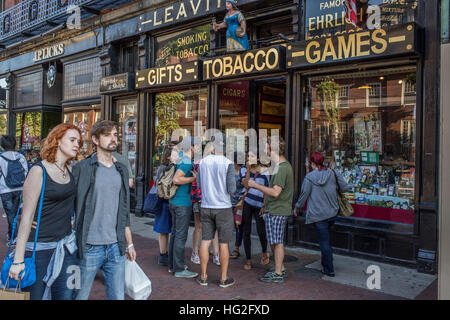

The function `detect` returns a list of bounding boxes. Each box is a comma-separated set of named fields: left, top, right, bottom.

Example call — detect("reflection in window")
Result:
left=152, top=88, right=208, bottom=181
left=305, top=67, right=417, bottom=224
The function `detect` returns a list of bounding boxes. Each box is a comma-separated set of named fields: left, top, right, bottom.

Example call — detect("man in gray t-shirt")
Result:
left=75, top=121, right=137, bottom=301
left=86, top=162, right=122, bottom=245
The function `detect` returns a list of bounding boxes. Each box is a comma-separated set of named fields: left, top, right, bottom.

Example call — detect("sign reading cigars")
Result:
left=203, top=46, right=285, bottom=81
left=287, top=24, right=419, bottom=68
left=135, top=61, right=201, bottom=89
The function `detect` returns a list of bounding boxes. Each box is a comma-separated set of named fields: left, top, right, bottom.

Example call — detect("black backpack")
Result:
left=0, top=154, right=26, bottom=188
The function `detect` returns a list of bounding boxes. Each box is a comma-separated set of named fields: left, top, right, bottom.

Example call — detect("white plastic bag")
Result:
left=125, top=260, right=152, bottom=300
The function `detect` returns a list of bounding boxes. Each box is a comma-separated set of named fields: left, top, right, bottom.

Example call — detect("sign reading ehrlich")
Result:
left=203, top=46, right=285, bottom=80
left=286, top=24, right=419, bottom=68
left=135, top=61, right=201, bottom=89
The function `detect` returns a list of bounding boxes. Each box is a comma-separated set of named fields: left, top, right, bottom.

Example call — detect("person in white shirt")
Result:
left=0, top=135, right=28, bottom=243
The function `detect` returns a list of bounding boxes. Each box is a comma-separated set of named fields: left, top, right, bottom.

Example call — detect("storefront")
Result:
left=0, top=77, right=8, bottom=140
left=62, top=52, right=102, bottom=159
left=101, top=0, right=439, bottom=271
left=12, top=63, right=62, bottom=151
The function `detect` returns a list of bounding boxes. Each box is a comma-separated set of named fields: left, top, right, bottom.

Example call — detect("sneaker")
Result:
left=219, top=278, right=235, bottom=288
left=212, top=254, right=220, bottom=266
left=196, top=277, right=208, bottom=286
left=321, top=269, right=335, bottom=277
left=190, top=252, right=200, bottom=265
left=158, top=254, right=169, bottom=266
left=174, top=269, right=198, bottom=278
left=267, top=267, right=288, bottom=278
left=169, top=265, right=188, bottom=273
left=259, top=271, right=284, bottom=283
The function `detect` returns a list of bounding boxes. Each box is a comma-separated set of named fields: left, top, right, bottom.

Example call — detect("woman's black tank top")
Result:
left=28, top=162, right=76, bottom=243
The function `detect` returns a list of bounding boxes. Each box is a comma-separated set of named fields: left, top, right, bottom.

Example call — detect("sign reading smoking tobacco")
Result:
left=287, top=24, right=419, bottom=68
left=135, top=61, right=201, bottom=89
left=100, top=73, right=135, bottom=94
left=203, top=46, right=285, bottom=81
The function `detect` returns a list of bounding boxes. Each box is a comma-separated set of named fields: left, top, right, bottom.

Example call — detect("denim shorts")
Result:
left=200, top=207, right=234, bottom=243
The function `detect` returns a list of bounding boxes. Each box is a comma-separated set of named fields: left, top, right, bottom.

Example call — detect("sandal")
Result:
left=244, top=261, right=252, bottom=270
left=230, top=248, right=240, bottom=259
left=260, top=253, right=270, bottom=265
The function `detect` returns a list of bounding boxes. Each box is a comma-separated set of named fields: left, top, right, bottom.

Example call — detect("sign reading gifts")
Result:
left=286, top=23, right=419, bottom=68
left=203, top=46, right=285, bottom=80
left=135, top=61, right=201, bottom=89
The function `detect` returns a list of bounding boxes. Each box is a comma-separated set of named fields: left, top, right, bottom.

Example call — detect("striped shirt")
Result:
left=241, top=166, right=269, bottom=209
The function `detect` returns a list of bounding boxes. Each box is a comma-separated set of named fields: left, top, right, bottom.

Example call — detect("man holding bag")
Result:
left=73, top=120, right=137, bottom=300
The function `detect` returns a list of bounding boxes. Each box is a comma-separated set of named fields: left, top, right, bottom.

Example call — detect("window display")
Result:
left=115, top=100, right=138, bottom=182
left=64, top=106, right=101, bottom=159
left=305, top=67, right=417, bottom=224
left=151, top=88, right=208, bottom=182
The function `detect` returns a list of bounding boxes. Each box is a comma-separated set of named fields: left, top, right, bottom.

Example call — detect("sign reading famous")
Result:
left=287, top=23, right=419, bottom=68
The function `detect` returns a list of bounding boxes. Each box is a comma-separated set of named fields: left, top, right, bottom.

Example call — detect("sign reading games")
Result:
left=203, top=46, right=285, bottom=80
left=135, top=61, right=201, bottom=89
left=287, top=24, right=419, bottom=68
left=139, top=0, right=259, bottom=33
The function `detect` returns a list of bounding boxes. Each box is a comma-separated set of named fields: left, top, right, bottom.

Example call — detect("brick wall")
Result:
left=5, top=0, right=21, bottom=10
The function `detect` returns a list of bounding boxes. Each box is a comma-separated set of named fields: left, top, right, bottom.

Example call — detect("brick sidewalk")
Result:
left=0, top=214, right=437, bottom=300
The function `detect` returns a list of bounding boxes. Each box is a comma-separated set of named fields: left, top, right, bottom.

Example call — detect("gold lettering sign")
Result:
left=33, top=43, right=64, bottom=63
left=203, top=46, right=284, bottom=80
left=135, top=61, right=201, bottom=89
left=287, top=24, right=417, bottom=68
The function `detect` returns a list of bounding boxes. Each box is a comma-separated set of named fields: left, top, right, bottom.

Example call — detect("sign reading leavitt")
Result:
left=286, top=24, right=418, bottom=68
left=203, top=46, right=285, bottom=80
left=135, top=61, right=201, bottom=89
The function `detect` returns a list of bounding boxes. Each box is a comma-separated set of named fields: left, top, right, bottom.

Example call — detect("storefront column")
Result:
left=100, top=45, right=118, bottom=120
left=6, top=73, right=15, bottom=137
left=416, top=0, right=440, bottom=274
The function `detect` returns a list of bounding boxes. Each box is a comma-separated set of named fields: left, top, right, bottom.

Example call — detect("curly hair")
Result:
left=41, top=123, right=83, bottom=165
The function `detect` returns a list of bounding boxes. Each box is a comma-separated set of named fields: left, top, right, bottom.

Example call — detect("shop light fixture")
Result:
left=358, top=84, right=372, bottom=89
left=398, top=80, right=403, bottom=84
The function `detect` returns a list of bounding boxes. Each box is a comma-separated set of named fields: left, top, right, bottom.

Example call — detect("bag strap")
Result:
left=7, top=163, right=46, bottom=261
left=332, top=169, right=342, bottom=195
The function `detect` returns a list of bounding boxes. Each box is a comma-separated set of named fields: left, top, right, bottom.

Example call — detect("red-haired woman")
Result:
left=293, top=152, right=350, bottom=277
left=8, top=123, right=82, bottom=300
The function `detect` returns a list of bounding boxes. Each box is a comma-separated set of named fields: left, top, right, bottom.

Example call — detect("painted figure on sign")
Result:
left=213, top=0, right=250, bottom=52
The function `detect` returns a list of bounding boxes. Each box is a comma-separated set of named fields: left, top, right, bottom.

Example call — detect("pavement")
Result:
left=0, top=213, right=438, bottom=300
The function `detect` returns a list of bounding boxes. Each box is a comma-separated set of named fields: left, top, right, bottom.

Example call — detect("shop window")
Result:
left=219, top=81, right=249, bottom=134
left=15, top=71, right=42, bottom=108
left=0, top=113, right=7, bottom=136
left=15, top=112, right=41, bottom=150
left=152, top=88, right=208, bottom=182
left=64, top=58, right=101, bottom=101
left=115, top=100, right=138, bottom=182
left=305, top=67, right=417, bottom=224
left=64, top=106, right=101, bottom=159
left=185, top=100, right=193, bottom=118
left=155, top=24, right=210, bottom=67
left=119, top=43, right=139, bottom=74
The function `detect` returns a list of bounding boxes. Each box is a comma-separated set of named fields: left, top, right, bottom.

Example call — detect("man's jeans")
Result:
left=76, top=243, right=125, bottom=300
left=168, top=204, right=192, bottom=273
left=0, top=191, right=21, bottom=240
left=314, top=217, right=336, bottom=274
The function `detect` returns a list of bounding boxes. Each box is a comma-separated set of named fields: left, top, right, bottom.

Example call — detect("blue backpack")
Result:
left=0, top=154, right=26, bottom=188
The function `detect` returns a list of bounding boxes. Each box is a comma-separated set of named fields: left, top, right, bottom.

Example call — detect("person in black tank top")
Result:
left=8, top=124, right=83, bottom=300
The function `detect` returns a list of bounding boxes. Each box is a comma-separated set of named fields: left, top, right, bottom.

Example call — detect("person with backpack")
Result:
left=154, top=146, right=177, bottom=266
left=167, top=136, right=198, bottom=278
left=0, top=135, right=28, bottom=243
left=293, top=152, right=351, bottom=277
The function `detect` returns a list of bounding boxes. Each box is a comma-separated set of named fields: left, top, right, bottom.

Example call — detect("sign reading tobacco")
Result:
left=203, top=46, right=285, bottom=81
left=286, top=24, right=419, bottom=68
left=135, top=61, right=201, bottom=89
